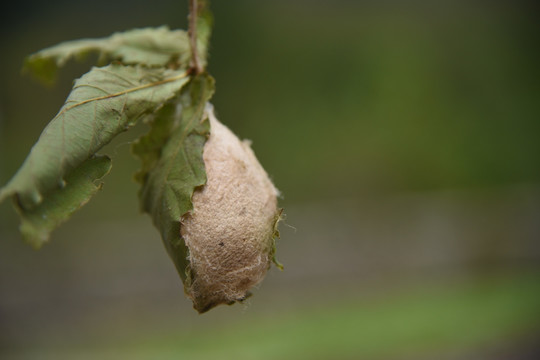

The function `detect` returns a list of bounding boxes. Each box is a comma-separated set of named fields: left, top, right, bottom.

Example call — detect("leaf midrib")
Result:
left=60, top=71, right=189, bottom=115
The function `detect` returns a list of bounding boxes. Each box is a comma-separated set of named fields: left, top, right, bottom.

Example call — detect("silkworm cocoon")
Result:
left=181, top=108, right=280, bottom=313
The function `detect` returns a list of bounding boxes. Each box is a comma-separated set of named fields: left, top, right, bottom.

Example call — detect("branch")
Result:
left=189, top=0, right=203, bottom=74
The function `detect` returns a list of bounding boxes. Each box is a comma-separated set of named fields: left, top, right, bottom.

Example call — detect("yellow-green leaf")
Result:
left=132, top=73, right=215, bottom=282
left=0, top=64, right=190, bottom=245
left=24, top=26, right=191, bottom=84
left=16, top=155, right=112, bottom=248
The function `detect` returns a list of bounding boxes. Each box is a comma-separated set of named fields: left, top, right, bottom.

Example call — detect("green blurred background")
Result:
left=1, top=0, right=539, bottom=359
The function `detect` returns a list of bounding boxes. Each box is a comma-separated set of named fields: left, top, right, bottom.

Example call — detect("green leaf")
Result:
left=132, top=73, right=215, bottom=282
left=132, top=102, right=177, bottom=185
left=16, top=155, right=112, bottom=248
left=0, top=64, right=191, bottom=245
left=24, top=26, right=191, bottom=84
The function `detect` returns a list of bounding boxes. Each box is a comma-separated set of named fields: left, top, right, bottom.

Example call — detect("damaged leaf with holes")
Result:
left=0, top=64, right=190, bottom=247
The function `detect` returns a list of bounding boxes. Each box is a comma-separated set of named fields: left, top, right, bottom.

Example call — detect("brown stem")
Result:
left=189, top=0, right=202, bottom=74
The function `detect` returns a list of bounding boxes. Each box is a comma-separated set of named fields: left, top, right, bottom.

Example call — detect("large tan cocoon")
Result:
left=181, top=108, right=280, bottom=313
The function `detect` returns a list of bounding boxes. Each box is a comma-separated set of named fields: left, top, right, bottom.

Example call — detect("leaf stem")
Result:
left=189, top=0, right=203, bottom=74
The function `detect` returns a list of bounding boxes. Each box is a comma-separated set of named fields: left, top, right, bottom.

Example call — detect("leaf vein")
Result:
left=58, top=71, right=189, bottom=116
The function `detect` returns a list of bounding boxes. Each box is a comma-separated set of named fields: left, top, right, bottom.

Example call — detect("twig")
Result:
left=189, top=0, right=203, bottom=74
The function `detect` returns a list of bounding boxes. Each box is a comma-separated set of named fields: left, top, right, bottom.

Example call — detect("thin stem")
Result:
left=189, top=0, right=202, bottom=74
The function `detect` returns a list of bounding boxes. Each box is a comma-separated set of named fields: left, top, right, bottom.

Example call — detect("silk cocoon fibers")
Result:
left=181, top=108, right=280, bottom=313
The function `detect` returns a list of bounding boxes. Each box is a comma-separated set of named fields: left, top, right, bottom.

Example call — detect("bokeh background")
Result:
left=1, top=0, right=539, bottom=359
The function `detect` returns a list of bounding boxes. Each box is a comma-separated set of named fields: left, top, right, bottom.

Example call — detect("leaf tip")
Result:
left=0, top=188, right=9, bottom=204
left=22, top=55, right=58, bottom=86
left=21, top=229, right=49, bottom=250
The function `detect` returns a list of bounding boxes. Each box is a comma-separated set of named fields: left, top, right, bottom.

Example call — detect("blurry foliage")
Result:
left=209, top=1, right=540, bottom=200
left=3, top=271, right=539, bottom=359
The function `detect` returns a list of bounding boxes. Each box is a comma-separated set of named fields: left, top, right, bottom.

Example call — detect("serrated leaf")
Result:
left=132, top=73, right=215, bottom=281
left=24, top=26, right=191, bottom=84
left=16, top=155, right=112, bottom=248
left=0, top=64, right=190, bottom=244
